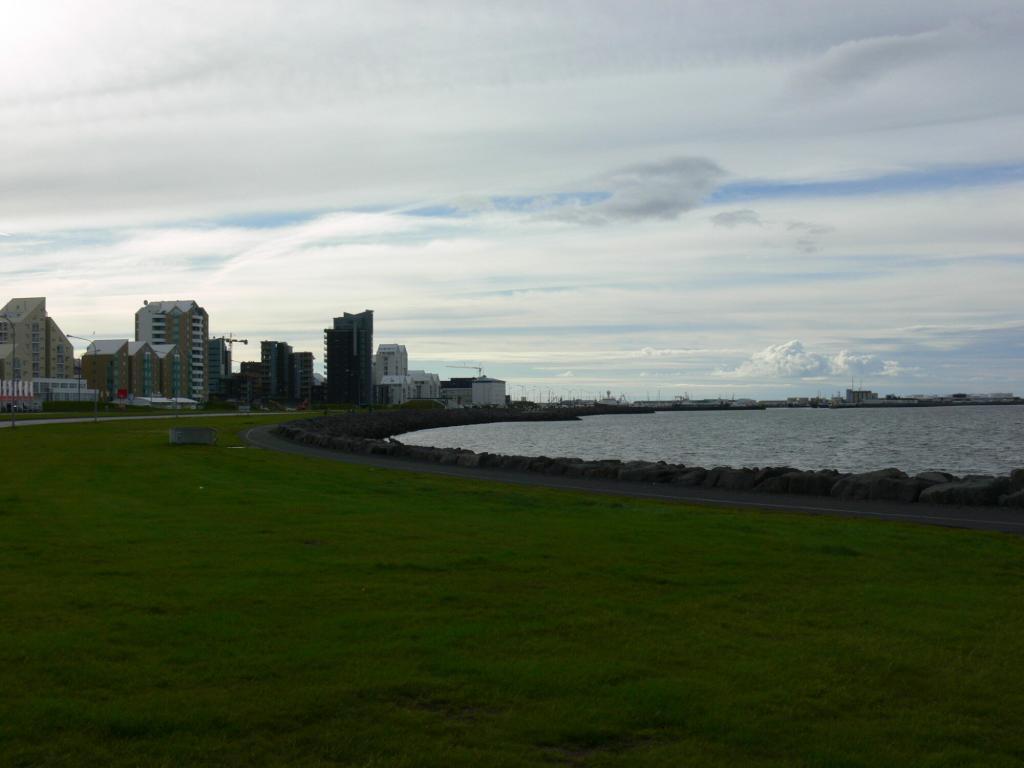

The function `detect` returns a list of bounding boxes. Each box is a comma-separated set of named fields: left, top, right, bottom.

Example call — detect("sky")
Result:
left=2, top=0, right=1023, bottom=400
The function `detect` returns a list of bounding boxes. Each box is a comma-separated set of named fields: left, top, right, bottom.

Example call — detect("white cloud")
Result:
left=726, top=340, right=919, bottom=381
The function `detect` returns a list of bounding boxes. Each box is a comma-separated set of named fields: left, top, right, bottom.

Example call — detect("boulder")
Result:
left=563, top=462, right=594, bottom=478
left=999, top=490, right=1024, bottom=508
left=583, top=462, right=622, bottom=479
left=871, top=476, right=932, bottom=503
left=1011, top=468, right=1024, bottom=493
left=456, top=452, right=483, bottom=468
left=831, top=468, right=908, bottom=500
left=673, top=468, right=707, bottom=486
left=622, top=461, right=680, bottom=483
left=500, top=455, right=533, bottom=471
left=438, top=450, right=464, bottom=466
left=705, top=467, right=757, bottom=491
left=477, top=452, right=503, bottom=468
left=753, top=466, right=799, bottom=486
left=915, top=471, right=955, bottom=485
left=761, top=468, right=839, bottom=499
left=919, top=477, right=1011, bottom=506
left=543, top=459, right=576, bottom=476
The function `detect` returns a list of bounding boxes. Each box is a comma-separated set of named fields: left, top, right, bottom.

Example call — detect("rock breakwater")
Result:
left=274, top=409, right=1024, bottom=509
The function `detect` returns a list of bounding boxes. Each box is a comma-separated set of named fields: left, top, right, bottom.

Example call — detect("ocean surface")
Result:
left=397, top=405, right=1024, bottom=476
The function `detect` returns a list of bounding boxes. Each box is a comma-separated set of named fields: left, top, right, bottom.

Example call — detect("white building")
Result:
left=472, top=376, right=506, bottom=406
left=409, top=370, right=440, bottom=400
left=376, top=370, right=443, bottom=405
left=32, top=377, right=99, bottom=403
left=441, top=376, right=507, bottom=407
left=135, top=300, right=209, bottom=401
left=373, top=344, right=408, bottom=385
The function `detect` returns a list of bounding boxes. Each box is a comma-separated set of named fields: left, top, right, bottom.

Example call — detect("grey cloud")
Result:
left=788, top=220, right=835, bottom=254
left=788, top=221, right=836, bottom=236
left=544, top=157, right=725, bottom=226
left=790, top=27, right=961, bottom=96
left=711, top=209, right=761, bottom=228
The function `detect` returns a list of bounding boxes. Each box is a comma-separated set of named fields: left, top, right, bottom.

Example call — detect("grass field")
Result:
left=2, top=415, right=1023, bottom=767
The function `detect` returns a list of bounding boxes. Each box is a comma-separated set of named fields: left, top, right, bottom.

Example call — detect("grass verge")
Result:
left=1, top=415, right=1023, bottom=767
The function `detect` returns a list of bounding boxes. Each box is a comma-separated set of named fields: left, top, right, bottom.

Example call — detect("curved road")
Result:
left=243, top=424, right=1024, bottom=535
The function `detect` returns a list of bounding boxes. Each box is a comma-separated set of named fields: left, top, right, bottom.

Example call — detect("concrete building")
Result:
left=845, top=389, right=879, bottom=404
left=472, top=376, right=506, bottom=406
left=261, top=340, right=293, bottom=401
left=376, top=374, right=412, bottom=405
left=207, top=337, right=232, bottom=397
left=81, top=339, right=188, bottom=401
left=409, top=370, right=441, bottom=400
left=378, top=370, right=443, bottom=405
left=135, top=300, right=209, bottom=401
left=440, top=377, right=475, bottom=407
left=325, top=310, right=373, bottom=405
left=440, top=375, right=506, bottom=407
left=0, top=297, right=73, bottom=382
left=373, top=344, right=408, bottom=385
left=32, top=377, right=99, bottom=403
left=290, top=351, right=314, bottom=403
left=81, top=339, right=131, bottom=400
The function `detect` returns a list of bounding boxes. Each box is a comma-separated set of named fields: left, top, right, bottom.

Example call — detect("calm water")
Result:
left=398, top=406, right=1024, bottom=476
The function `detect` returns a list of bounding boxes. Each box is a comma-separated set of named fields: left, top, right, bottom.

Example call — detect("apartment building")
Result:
left=135, top=300, right=209, bottom=401
left=81, top=339, right=189, bottom=400
left=0, top=297, right=73, bottom=382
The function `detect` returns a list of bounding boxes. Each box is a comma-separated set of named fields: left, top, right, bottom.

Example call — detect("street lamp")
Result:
left=66, top=334, right=100, bottom=423
left=1, top=312, right=16, bottom=428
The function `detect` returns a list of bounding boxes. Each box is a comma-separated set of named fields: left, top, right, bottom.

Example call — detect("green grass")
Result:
left=2, top=416, right=1023, bottom=767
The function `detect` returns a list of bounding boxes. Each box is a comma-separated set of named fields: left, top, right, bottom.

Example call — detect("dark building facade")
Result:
left=260, top=340, right=293, bottom=401
left=207, top=337, right=232, bottom=397
left=290, top=351, right=314, bottom=403
left=325, top=310, right=373, bottom=405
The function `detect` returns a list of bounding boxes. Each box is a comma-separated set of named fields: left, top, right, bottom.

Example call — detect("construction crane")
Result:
left=218, top=333, right=248, bottom=348
left=446, top=363, right=484, bottom=377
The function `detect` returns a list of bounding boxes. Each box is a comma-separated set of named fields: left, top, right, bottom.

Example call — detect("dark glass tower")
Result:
left=324, top=310, right=373, bottom=405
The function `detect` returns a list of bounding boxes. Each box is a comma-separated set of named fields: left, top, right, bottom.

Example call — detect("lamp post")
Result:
left=1, top=312, right=16, bottom=428
left=67, top=334, right=99, bottom=423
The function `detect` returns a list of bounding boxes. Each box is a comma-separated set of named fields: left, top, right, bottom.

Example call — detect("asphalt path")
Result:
left=243, top=424, right=1024, bottom=535
left=0, top=411, right=282, bottom=428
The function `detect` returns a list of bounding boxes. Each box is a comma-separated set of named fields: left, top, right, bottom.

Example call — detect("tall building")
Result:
left=207, top=337, right=232, bottom=397
left=260, top=340, right=293, bottom=400
left=290, top=351, right=314, bottom=403
left=135, top=300, right=209, bottom=401
left=0, top=297, right=73, bottom=381
left=325, top=310, right=373, bottom=405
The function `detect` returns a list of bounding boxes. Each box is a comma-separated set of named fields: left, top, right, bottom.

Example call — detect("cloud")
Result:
left=790, top=27, right=960, bottom=96
left=710, top=209, right=761, bottom=228
left=541, top=157, right=725, bottom=225
left=556, top=370, right=574, bottom=378
left=727, top=340, right=916, bottom=380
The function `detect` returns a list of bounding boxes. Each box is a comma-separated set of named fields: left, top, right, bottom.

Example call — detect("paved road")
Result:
left=243, top=424, right=1024, bottom=535
left=0, top=411, right=285, bottom=428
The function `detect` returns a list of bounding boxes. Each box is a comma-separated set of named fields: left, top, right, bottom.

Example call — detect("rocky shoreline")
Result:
left=274, top=407, right=1024, bottom=509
